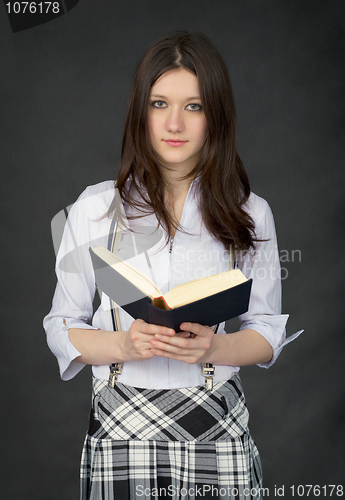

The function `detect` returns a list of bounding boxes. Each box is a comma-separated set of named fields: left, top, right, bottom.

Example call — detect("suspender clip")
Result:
left=202, top=362, right=215, bottom=391
left=108, top=362, right=123, bottom=388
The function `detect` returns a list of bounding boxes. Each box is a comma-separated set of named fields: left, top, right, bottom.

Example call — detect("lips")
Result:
left=163, top=139, right=188, bottom=147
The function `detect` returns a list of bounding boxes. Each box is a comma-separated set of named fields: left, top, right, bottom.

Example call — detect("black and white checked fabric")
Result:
left=80, top=373, right=262, bottom=499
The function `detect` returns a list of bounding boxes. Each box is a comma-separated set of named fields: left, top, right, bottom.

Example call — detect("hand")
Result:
left=122, top=319, right=176, bottom=361
left=149, top=322, right=216, bottom=364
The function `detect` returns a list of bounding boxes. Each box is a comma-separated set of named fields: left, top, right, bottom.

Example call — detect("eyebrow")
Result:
left=150, top=94, right=201, bottom=100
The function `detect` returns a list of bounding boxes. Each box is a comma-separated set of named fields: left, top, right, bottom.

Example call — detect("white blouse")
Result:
left=43, top=179, right=302, bottom=389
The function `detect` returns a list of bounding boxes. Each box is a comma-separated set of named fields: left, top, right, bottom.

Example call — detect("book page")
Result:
left=92, top=246, right=162, bottom=299
left=164, top=269, right=247, bottom=308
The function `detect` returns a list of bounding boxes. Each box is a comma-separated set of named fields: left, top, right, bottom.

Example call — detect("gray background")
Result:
left=1, top=0, right=344, bottom=498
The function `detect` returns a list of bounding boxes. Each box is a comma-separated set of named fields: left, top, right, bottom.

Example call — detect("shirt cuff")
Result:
left=57, top=319, right=99, bottom=381
left=239, top=314, right=303, bottom=368
left=258, top=328, right=304, bottom=368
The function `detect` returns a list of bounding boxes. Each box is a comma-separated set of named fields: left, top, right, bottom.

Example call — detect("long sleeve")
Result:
left=237, top=195, right=303, bottom=368
left=43, top=186, right=103, bottom=380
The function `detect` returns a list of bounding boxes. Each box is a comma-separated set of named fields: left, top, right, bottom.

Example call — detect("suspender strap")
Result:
left=201, top=246, right=236, bottom=391
left=107, top=185, right=124, bottom=388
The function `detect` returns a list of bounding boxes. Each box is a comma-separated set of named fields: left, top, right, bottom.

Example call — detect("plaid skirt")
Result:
left=80, top=373, right=262, bottom=500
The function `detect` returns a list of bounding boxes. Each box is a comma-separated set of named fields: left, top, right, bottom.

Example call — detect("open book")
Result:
left=90, top=246, right=252, bottom=330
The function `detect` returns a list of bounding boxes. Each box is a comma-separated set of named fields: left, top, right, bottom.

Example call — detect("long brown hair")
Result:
left=109, top=31, right=258, bottom=252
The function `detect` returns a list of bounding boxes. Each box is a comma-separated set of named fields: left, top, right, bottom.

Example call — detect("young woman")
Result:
left=44, top=31, right=301, bottom=500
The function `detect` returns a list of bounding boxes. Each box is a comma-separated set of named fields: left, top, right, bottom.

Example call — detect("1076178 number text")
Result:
left=290, top=485, right=343, bottom=496
left=5, top=2, right=60, bottom=14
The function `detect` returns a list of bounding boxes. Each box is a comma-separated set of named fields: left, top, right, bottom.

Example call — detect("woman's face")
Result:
left=148, top=68, right=208, bottom=176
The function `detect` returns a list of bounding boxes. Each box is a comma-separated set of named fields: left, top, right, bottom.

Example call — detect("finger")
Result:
left=150, top=346, right=199, bottom=364
left=150, top=345, right=186, bottom=359
left=174, top=332, right=197, bottom=339
left=150, top=335, right=190, bottom=352
left=138, top=321, right=175, bottom=337
left=179, top=323, right=209, bottom=336
left=150, top=347, right=177, bottom=359
left=175, top=331, right=192, bottom=338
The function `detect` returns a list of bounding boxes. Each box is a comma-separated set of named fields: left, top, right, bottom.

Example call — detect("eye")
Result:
left=151, top=100, right=167, bottom=108
left=186, top=103, right=202, bottom=112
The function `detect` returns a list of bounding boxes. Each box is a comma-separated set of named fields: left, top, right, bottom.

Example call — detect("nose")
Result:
left=165, top=108, right=185, bottom=133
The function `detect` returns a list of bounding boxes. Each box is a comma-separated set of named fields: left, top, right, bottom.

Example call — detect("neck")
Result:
left=162, top=167, right=195, bottom=196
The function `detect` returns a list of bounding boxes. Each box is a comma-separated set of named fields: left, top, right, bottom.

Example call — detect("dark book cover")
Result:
left=90, top=248, right=252, bottom=331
